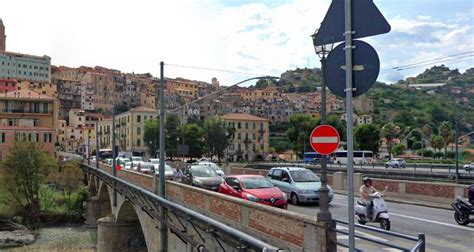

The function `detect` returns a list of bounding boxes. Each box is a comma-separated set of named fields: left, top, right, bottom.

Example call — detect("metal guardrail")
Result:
left=333, top=219, right=425, bottom=252
left=81, top=163, right=283, bottom=252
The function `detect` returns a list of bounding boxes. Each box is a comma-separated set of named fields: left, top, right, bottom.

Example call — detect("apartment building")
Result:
left=222, top=113, right=269, bottom=162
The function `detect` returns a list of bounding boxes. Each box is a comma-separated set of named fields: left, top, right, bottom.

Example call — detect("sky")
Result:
left=1, top=0, right=473, bottom=85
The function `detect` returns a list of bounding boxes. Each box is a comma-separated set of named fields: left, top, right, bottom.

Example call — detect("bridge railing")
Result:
left=333, top=219, right=425, bottom=252
left=81, top=164, right=283, bottom=252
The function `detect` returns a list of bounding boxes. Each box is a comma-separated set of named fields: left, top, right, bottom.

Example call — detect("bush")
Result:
left=39, top=184, right=58, bottom=212
left=445, top=151, right=456, bottom=159
left=411, top=141, right=422, bottom=150
left=433, top=152, right=444, bottom=159
left=417, top=149, right=434, bottom=157
left=65, top=187, right=89, bottom=218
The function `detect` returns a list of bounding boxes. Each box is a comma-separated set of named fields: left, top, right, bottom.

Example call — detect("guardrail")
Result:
left=333, top=219, right=425, bottom=252
left=81, top=164, right=282, bottom=252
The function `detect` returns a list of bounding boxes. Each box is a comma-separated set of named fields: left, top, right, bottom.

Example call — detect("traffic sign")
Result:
left=116, top=164, right=122, bottom=171
left=313, top=0, right=391, bottom=46
left=325, top=40, right=380, bottom=97
left=310, top=125, right=340, bottom=155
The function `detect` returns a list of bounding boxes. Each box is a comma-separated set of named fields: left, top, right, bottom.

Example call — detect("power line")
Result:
left=381, top=54, right=474, bottom=73
left=382, top=51, right=474, bottom=71
left=165, top=63, right=263, bottom=77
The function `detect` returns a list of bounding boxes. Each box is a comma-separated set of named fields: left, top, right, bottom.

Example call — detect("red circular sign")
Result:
left=310, top=125, right=340, bottom=155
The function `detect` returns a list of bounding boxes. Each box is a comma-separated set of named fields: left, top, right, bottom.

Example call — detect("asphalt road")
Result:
left=289, top=194, right=474, bottom=252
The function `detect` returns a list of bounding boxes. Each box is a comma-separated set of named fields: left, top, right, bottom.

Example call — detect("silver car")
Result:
left=267, top=167, right=333, bottom=205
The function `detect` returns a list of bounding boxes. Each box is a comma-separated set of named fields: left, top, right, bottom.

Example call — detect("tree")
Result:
left=285, top=114, right=318, bottom=156
left=422, top=124, right=432, bottom=140
left=354, top=124, right=380, bottom=154
left=392, top=143, right=406, bottom=156
left=144, top=119, right=160, bottom=157
left=203, top=116, right=229, bottom=163
left=438, top=121, right=453, bottom=155
left=179, top=123, right=204, bottom=160
left=0, top=141, right=57, bottom=220
left=165, top=114, right=181, bottom=160
left=430, top=135, right=444, bottom=151
left=382, top=123, right=399, bottom=159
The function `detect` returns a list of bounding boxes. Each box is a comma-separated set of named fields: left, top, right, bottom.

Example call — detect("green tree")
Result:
left=392, top=143, right=406, bottom=156
left=438, top=121, right=453, bottom=155
left=144, top=119, right=160, bottom=157
left=179, top=123, right=204, bottom=160
left=382, top=123, right=399, bottom=159
left=430, top=135, right=444, bottom=152
left=354, top=124, right=380, bottom=154
left=0, top=141, right=57, bottom=220
left=203, top=116, right=229, bottom=163
left=165, top=114, right=181, bottom=160
left=285, top=114, right=318, bottom=156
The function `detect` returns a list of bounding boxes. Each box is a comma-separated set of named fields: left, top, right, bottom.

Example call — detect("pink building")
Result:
left=0, top=79, right=18, bottom=93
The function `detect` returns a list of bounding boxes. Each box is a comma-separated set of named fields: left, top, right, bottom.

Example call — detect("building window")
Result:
left=0, top=132, right=5, bottom=143
left=237, top=122, right=241, bottom=129
left=137, top=115, right=141, bottom=123
left=245, top=122, right=248, bottom=129
left=137, top=139, right=141, bottom=147
left=237, top=133, right=241, bottom=140
left=137, top=127, right=141, bottom=135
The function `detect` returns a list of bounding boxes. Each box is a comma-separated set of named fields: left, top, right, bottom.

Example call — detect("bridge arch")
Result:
left=96, top=182, right=112, bottom=218
left=87, top=175, right=97, bottom=197
left=111, top=200, right=148, bottom=251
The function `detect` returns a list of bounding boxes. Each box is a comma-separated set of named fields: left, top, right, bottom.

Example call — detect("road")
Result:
left=289, top=194, right=474, bottom=251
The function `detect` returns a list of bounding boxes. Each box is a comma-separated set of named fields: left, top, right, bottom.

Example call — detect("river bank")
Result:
left=3, top=224, right=97, bottom=252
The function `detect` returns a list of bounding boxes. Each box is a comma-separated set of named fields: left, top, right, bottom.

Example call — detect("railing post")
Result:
left=418, top=233, right=425, bottom=252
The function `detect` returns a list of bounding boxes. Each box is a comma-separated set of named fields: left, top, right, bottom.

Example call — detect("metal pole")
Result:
left=112, top=106, right=117, bottom=207
left=455, top=120, right=459, bottom=184
left=159, top=61, right=168, bottom=252
left=87, top=128, right=91, bottom=165
left=344, top=0, right=355, bottom=250
left=96, top=122, right=100, bottom=169
left=317, top=55, right=331, bottom=223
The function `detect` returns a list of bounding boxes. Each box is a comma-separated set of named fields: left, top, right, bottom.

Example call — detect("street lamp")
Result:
left=312, top=29, right=334, bottom=223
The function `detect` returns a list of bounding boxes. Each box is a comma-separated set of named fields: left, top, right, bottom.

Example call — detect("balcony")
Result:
left=1, top=108, right=52, bottom=114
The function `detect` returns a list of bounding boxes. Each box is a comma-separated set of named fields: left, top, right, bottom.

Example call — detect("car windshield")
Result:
left=290, top=170, right=320, bottom=182
left=241, top=177, right=274, bottom=189
left=190, top=166, right=218, bottom=177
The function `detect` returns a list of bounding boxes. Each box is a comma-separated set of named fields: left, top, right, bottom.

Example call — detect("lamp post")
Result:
left=312, top=29, right=334, bottom=223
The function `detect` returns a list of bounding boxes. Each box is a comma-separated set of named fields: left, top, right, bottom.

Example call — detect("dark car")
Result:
left=182, top=165, right=224, bottom=191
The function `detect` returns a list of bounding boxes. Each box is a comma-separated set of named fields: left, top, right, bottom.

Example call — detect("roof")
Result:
left=129, top=106, right=157, bottom=112
left=0, top=126, right=55, bottom=131
left=222, top=113, right=268, bottom=122
left=0, top=90, right=55, bottom=101
left=0, top=18, right=4, bottom=28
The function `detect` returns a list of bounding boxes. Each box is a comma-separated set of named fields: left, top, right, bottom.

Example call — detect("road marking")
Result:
left=331, top=202, right=474, bottom=231
left=337, top=225, right=388, bottom=242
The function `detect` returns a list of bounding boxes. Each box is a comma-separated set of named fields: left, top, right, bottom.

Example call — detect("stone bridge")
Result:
left=82, top=162, right=335, bottom=252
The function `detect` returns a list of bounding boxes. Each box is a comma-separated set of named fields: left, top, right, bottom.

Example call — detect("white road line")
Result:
left=331, top=202, right=474, bottom=232
left=337, top=225, right=388, bottom=242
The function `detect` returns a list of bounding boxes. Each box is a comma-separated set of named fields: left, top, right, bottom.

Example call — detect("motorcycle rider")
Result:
left=359, top=177, right=379, bottom=219
left=469, top=184, right=474, bottom=205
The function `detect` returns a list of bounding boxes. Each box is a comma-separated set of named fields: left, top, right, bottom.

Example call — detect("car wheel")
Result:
left=290, top=193, right=299, bottom=205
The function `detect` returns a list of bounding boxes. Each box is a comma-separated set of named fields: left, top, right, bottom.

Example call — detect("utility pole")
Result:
left=112, top=105, right=117, bottom=207
left=96, top=122, right=100, bottom=169
left=344, top=0, right=356, bottom=250
left=87, top=127, right=91, bottom=165
left=158, top=61, right=168, bottom=252
left=455, top=120, right=459, bottom=184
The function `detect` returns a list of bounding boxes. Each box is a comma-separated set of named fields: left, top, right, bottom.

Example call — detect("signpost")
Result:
left=310, top=125, right=340, bottom=155
left=313, top=0, right=391, bottom=250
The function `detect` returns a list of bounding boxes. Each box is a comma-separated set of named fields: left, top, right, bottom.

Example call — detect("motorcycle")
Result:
left=355, top=189, right=391, bottom=230
left=451, top=196, right=474, bottom=226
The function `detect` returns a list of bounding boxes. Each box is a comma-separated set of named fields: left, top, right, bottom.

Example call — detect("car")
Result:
left=136, top=162, right=155, bottom=174
left=157, top=164, right=175, bottom=180
left=124, top=162, right=133, bottom=170
left=197, top=161, right=225, bottom=177
left=131, top=156, right=144, bottom=162
left=385, top=158, right=406, bottom=168
left=463, top=163, right=474, bottom=171
left=116, top=157, right=131, bottom=166
left=182, top=165, right=224, bottom=191
left=105, top=158, right=113, bottom=165
left=267, top=167, right=334, bottom=205
left=218, top=175, right=288, bottom=209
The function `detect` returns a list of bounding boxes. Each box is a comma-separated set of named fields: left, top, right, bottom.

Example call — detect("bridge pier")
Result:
left=84, top=196, right=111, bottom=227
left=97, top=216, right=147, bottom=252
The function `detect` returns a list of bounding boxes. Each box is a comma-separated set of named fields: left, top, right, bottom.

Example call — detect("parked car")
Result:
left=197, top=161, right=225, bottom=177
left=116, top=157, right=131, bottom=166
left=463, top=163, right=474, bottom=171
left=385, top=158, right=406, bottom=168
left=182, top=165, right=224, bottom=191
left=267, top=167, right=334, bottom=205
left=124, top=162, right=133, bottom=170
left=136, top=162, right=155, bottom=174
left=218, top=175, right=288, bottom=209
left=131, top=156, right=144, bottom=162
left=105, top=158, right=113, bottom=165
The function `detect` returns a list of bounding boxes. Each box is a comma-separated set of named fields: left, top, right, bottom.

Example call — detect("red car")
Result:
left=218, top=175, right=288, bottom=209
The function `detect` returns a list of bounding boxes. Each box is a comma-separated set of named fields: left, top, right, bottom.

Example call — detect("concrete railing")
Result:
left=93, top=162, right=334, bottom=251
left=229, top=167, right=469, bottom=205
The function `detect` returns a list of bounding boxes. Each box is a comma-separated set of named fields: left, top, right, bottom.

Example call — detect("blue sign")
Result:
left=314, top=0, right=391, bottom=46
left=325, top=40, right=380, bottom=97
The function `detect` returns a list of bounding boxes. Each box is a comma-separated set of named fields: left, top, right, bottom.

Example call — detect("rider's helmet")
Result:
left=363, top=177, right=372, bottom=185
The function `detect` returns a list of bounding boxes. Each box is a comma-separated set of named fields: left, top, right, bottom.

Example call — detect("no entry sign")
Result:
left=310, top=125, right=340, bottom=155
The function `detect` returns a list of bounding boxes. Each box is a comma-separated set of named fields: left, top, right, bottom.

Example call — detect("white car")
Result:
left=149, top=159, right=160, bottom=169
left=116, top=157, right=131, bottom=165
left=463, top=163, right=474, bottom=171
left=197, top=161, right=225, bottom=177
left=131, top=156, right=144, bottom=162
left=124, top=162, right=132, bottom=170
left=385, top=158, right=406, bottom=168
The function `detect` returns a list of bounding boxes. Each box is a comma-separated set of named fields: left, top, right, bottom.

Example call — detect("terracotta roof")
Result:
left=0, top=90, right=55, bottom=100
left=129, top=106, right=157, bottom=112
left=222, top=113, right=268, bottom=121
left=0, top=126, right=55, bottom=131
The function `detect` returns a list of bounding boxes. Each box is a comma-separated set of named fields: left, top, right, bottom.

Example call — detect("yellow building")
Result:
left=16, top=80, right=57, bottom=97
left=222, top=113, right=269, bottom=161
left=242, top=86, right=280, bottom=102
left=97, top=106, right=157, bottom=158
left=166, top=78, right=198, bottom=100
